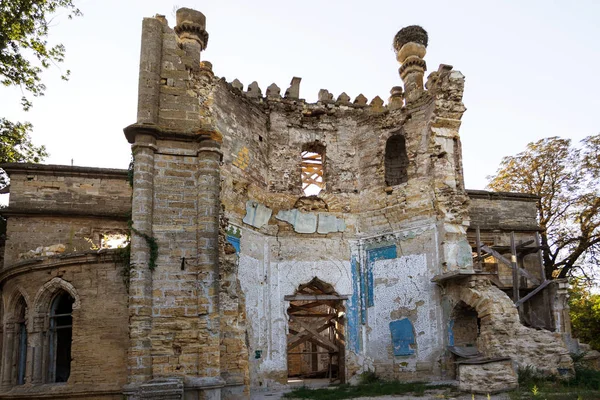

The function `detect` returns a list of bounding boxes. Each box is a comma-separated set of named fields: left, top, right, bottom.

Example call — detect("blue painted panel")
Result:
left=348, top=255, right=361, bottom=353
left=447, top=319, right=455, bottom=347
left=359, top=260, right=367, bottom=325
left=389, top=318, right=415, bottom=356
left=226, top=235, right=240, bottom=253
left=366, top=246, right=396, bottom=307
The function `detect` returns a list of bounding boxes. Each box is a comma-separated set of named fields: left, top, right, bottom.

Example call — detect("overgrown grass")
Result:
left=509, top=364, right=600, bottom=400
left=284, top=381, right=456, bottom=400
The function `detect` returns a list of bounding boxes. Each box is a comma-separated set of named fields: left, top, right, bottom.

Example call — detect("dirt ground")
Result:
left=250, top=387, right=511, bottom=400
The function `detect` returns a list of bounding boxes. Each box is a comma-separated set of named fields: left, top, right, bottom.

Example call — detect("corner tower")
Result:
left=124, top=8, right=245, bottom=399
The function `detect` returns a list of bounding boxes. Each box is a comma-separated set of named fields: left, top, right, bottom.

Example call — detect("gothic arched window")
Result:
left=47, top=291, right=74, bottom=383
left=15, top=296, right=27, bottom=385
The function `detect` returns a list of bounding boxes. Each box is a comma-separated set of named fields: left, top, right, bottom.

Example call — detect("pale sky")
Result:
left=2, top=0, right=599, bottom=190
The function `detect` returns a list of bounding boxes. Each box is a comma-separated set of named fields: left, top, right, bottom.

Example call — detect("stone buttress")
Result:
left=124, top=8, right=248, bottom=399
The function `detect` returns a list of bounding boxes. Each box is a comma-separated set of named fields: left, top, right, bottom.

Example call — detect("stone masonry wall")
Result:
left=467, top=190, right=540, bottom=232
left=0, top=164, right=131, bottom=218
left=3, top=216, right=128, bottom=267
left=0, top=253, right=128, bottom=399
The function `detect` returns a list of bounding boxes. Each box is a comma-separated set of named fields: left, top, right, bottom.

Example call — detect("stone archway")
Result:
left=445, top=276, right=572, bottom=375
left=285, top=277, right=346, bottom=383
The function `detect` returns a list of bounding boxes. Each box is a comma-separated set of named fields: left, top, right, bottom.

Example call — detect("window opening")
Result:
left=301, top=151, right=324, bottom=196
left=385, top=134, right=409, bottom=186
left=100, top=233, right=129, bottom=249
left=15, top=297, right=27, bottom=385
left=48, top=292, right=74, bottom=383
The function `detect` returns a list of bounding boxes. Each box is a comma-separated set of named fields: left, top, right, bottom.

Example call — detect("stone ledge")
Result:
left=0, top=207, right=130, bottom=220
left=0, top=163, right=128, bottom=179
left=0, top=249, right=123, bottom=284
left=431, top=269, right=495, bottom=283
left=466, top=189, right=540, bottom=202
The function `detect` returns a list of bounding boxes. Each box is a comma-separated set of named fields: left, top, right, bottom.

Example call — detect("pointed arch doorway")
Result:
left=285, top=278, right=347, bottom=383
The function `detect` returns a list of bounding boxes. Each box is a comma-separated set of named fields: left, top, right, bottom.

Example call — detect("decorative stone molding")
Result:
left=33, top=277, right=81, bottom=313
left=393, top=25, right=428, bottom=101
left=174, top=8, right=209, bottom=50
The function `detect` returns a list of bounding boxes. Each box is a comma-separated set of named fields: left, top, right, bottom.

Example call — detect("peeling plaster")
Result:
left=242, top=200, right=272, bottom=228
left=366, top=254, right=442, bottom=370
left=275, top=208, right=346, bottom=234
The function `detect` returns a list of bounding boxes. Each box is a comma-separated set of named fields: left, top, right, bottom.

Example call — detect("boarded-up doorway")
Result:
left=285, top=278, right=346, bottom=383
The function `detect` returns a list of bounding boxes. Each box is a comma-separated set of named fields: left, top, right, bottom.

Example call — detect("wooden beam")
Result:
left=290, top=317, right=339, bottom=352
left=479, top=244, right=541, bottom=285
left=289, top=313, right=338, bottom=318
left=514, top=280, right=552, bottom=307
left=288, top=317, right=336, bottom=344
left=285, top=294, right=348, bottom=301
left=292, top=300, right=337, bottom=309
left=288, top=320, right=336, bottom=351
left=288, top=333, right=334, bottom=352
left=475, top=226, right=482, bottom=271
left=511, top=232, right=520, bottom=303
left=535, top=232, right=547, bottom=283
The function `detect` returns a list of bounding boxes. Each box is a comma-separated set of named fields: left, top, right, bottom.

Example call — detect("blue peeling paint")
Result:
left=359, top=259, right=367, bottom=325
left=226, top=235, right=240, bottom=253
left=366, top=245, right=396, bottom=307
left=447, top=319, right=455, bottom=346
left=348, top=255, right=361, bottom=353
left=389, top=318, right=416, bottom=356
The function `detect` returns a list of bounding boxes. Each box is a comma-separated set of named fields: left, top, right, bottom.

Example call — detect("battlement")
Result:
left=127, top=10, right=464, bottom=144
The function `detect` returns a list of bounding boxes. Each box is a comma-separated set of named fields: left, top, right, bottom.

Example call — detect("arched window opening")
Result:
left=48, top=291, right=74, bottom=383
left=385, top=134, right=409, bottom=186
left=301, top=143, right=325, bottom=196
left=15, top=296, right=27, bottom=385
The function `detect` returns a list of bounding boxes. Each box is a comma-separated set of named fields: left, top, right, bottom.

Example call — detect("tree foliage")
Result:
left=488, top=135, right=600, bottom=279
left=0, top=0, right=81, bottom=188
left=569, top=279, right=600, bottom=351
left=1, top=0, right=81, bottom=109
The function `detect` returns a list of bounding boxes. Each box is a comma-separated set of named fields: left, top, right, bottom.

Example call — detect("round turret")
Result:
left=175, top=8, right=209, bottom=50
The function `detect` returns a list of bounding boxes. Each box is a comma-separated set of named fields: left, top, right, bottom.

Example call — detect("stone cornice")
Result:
left=123, top=123, right=220, bottom=145
left=0, top=208, right=130, bottom=220
left=0, top=163, right=128, bottom=179
left=0, top=249, right=123, bottom=284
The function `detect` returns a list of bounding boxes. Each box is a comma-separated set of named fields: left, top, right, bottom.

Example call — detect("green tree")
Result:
left=487, top=135, right=600, bottom=279
left=569, top=279, right=600, bottom=351
left=1, top=0, right=81, bottom=187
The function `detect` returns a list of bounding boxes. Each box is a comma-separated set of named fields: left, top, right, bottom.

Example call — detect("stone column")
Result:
left=128, top=135, right=156, bottom=385
left=137, top=17, right=164, bottom=125
left=30, top=316, right=45, bottom=384
left=174, top=8, right=209, bottom=72
left=196, top=140, right=222, bottom=378
left=550, top=279, right=571, bottom=335
left=393, top=26, right=428, bottom=102
left=1, top=323, right=15, bottom=389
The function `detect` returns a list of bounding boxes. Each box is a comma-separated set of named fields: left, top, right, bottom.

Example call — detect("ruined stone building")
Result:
left=0, top=8, right=580, bottom=399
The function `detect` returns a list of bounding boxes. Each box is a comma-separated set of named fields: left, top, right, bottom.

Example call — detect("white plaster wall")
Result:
left=237, top=228, right=352, bottom=387
left=366, top=254, right=443, bottom=370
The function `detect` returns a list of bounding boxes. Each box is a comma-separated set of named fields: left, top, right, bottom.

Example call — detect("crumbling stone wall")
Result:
left=0, top=8, right=574, bottom=399
left=445, top=276, right=572, bottom=374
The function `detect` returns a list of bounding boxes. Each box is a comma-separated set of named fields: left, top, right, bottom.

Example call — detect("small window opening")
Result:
left=100, top=233, right=129, bottom=249
left=385, top=134, right=409, bottom=186
left=48, top=292, right=74, bottom=383
left=301, top=146, right=325, bottom=196
left=15, top=297, right=27, bottom=385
